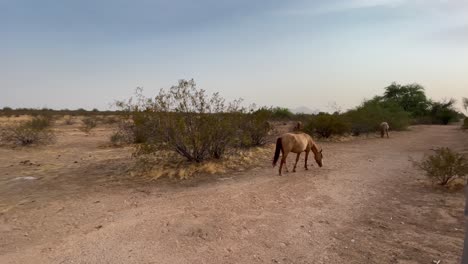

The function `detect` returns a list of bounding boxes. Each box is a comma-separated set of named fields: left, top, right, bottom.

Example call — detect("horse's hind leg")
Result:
left=386, top=130, right=389, bottom=138
left=279, top=152, right=289, bottom=175
left=304, top=151, right=309, bottom=170
left=293, top=153, right=301, bottom=172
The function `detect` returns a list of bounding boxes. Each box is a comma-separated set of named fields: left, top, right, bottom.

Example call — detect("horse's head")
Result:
left=314, top=149, right=323, bottom=167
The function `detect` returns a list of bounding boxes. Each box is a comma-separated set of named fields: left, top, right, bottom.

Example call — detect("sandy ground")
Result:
left=0, top=120, right=467, bottom=264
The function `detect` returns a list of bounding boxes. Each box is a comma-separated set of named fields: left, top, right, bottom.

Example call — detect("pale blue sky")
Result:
left=1, top=0, right=467, bottom=111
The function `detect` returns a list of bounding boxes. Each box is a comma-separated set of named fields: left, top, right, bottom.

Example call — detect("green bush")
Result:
left=238, top=108, right=271, bottom=147
left=271, top=107, right=294, bottom=120
left=429, top=100, right=460, bottom=125
left=414, top=147, right=468, bottom=185
left=344, top=99, right=409, bottom=135
left=305, top=113, right=350, bottom=138
left=462, top=118, right=468, bottom=130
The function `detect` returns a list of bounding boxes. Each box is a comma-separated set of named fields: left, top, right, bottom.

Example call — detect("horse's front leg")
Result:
left=293, top=152, right=301, bottom=172
left=304, top=151, right=309, bottom=170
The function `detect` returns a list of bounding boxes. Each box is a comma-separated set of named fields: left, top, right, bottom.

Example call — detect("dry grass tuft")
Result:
left=131, top=146, right=270, bottom=181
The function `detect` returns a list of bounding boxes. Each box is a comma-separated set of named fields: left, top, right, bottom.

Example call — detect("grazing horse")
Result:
left=380, top=122, right=389, bottom=138
left=272, top=132, right=323, bottom=176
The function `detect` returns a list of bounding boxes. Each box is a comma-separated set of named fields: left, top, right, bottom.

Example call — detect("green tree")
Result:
left=382, top=82, right=430, bottom=117
left=430, top=99, right=459, bottom=125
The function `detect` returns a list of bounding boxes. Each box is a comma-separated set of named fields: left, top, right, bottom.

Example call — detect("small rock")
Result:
left=351, top=239, right=355, bottom=243
left=13, top=176, right=38, bottom=181
left=95, top=225, right=103, bottom=230
left=74, top=161, right=78, bottom=163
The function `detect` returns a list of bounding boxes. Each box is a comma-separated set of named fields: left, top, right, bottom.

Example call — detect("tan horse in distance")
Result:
left=380, top=122, right=389, bottom=138
left=273, top=132, right=323, bottom=176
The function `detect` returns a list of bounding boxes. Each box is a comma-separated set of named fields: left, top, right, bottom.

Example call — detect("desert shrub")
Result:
left=305, top=113, right=350, bottom=138
left=103, top=116, right=119, bottom=125
left=1, top=117, right=55, bottom=146
left=238, top=108, right=271, bottom=147
left=110, top=121, right=139, bottom=145
left=414, top=147, right=468, bottom=185
left=80, top=117, right=97, bottom=133
left=271, top=107, right=294, bottom=120
left=344, top=99, right=409, bottom=135
left=429, top=99, right=460, bottom=125
left=28, top=115, right=53, bottom=130
left=64, top=116, right=75, bottom=125
left=117, top=80, right=246, bottom=162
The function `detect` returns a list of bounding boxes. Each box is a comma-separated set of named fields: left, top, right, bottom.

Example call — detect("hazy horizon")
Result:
left=2, top=0, right=467, bottom=112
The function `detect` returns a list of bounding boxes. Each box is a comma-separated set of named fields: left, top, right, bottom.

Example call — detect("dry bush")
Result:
left=103, top=116, right=119, bottom=125
left=110, top=121, right=137, bottom=146
left=117, top=80, right=270, bottom=162
left=462, top=118, right=468, bottom=130
left=1, top=116, right=55, bottom=146
left=64, top=116, right=75, bottom=125
left=414, top=147, right=468, bottom=185
left=80, top=117, right=97, bottom=133
left=131, top=146, right=270, bottom=180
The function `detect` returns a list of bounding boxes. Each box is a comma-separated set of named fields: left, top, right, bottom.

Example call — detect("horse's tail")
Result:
left=273, top=138, right=282, bottom=167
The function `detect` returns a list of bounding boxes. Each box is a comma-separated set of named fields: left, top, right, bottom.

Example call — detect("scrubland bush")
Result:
left=64, top=116, right=75, bottom=125
left=414, top=147, right=468, bottom=185
left=344, top=99, right=409, bottom=135
left=270, top=107, right=294, bottom=120
left=305, top=113, right=350, bottom=138
left=80, top=117, right=97, bottom=133
left=117, top=80, right=271, bottom=162
left=1, top=116, right=55, bottom=146
left=238, top=108, right=271, bottom=147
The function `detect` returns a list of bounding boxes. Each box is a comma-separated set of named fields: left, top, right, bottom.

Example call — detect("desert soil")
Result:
left=0, top=121, right=467, bottom=264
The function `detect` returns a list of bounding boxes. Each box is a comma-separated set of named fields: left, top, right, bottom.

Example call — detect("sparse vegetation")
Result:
left=270, top=107, right=294, bottom=120
left=80, top=117, right=97, bottom=133
left=414, top=147, right=468, bottom=186
left=64, top=116, right=75, bottom=125
left=1, top=116, right=55, bottom=146
left=116, top=80, right=271, bottom=162
left=305, top=113, right=350, bottom=138
left=238, top=108, right=272, bottom=147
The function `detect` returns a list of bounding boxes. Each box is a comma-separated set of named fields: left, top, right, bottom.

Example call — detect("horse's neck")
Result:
left=308, top=138, right=319, bottom=155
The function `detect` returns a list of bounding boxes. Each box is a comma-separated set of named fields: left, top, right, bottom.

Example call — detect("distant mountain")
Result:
left=290, top=106, right=318, bottom=114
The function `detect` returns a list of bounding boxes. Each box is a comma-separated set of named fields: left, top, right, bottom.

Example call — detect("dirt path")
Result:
left=0, top=125, right=466, bottom=263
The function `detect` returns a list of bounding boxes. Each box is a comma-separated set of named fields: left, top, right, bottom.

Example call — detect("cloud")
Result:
left=431, top=24, right=468, bottom=43
left=272, top=0, right=468, bottom=17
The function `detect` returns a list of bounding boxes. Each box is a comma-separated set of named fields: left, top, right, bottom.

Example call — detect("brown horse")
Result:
left=272, top=132, right=323, bottom=176
left=380, top=122, right=389, bottom=138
